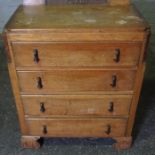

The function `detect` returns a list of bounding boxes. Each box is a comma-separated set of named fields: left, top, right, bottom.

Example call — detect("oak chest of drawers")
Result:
left=3, top=0, right=150, bottom=150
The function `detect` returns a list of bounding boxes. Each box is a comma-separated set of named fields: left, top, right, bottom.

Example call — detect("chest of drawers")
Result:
left=3, top=1, right=150, bottom=150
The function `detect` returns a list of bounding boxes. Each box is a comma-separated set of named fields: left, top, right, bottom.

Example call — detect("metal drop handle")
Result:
left=105, top=125, right=111, bottom=135
left=114, top=48, right=120, bottom=63
left=108, top=102, right=114, bottom=112
left=111, top=75, right=117, bottom=88
left=34, top=49, right=39, bottom=63
left=37, top=77, right=43, bottom=89
left=40, top=102, right=46, bottom=113
left=43, top=125, right=47, bottom=134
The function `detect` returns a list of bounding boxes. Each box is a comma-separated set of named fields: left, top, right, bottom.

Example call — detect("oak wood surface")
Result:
left=126, top=30, right=150, bottom=135
left=113, top=136, right=132, bottom=150
left=108, top=0, right=130, bottom=6
left=5, top=4, right=148, bottom=31
left=3, top=3, right=151, bottom=150
left=7, top=31, right=145, bottom=42
left=21, top=136, right=41, bottom=149
left=4, top=33, right=29, bottom=135
left=17, top=69, right=136, bottom=94
left=26, top=118, right=127, bottom=137
left=22, top=95, right=132, bottom=116
left=12, top=42, right=141, bottom=68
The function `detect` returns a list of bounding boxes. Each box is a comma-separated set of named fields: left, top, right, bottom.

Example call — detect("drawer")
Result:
left=26, top=118, right=127, bottom=137
left=22, top=95, right=132, bottom=116
left=17, top=69, right=136, bottom=94
left=12, top=42, right=141, bottom=68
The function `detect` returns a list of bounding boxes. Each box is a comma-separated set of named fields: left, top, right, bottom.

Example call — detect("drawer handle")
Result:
left=108, top=102, right=114, bottom=112
left=40, top=102, right=46, bottom=113
left=34, top=49, right=40, bottom=63
left=37, top=77, right=43, bottom=89
left=105, top=125, right=111, bottom=135
left=43, top=125, right=47, bottom=134
left=111, top=75, right=117, bottom=88
left=114, top=48, right=120, bottom=63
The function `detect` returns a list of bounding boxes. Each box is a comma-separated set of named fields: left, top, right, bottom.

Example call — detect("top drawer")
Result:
left=12, top=42, right=141, bottom=68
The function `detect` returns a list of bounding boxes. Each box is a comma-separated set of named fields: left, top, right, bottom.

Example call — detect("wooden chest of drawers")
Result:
left=3, top=1, right=150, bottom=150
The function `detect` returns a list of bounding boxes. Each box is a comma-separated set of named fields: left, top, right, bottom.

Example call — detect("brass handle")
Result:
left=40, top=102, right=45, bottom=113
left=111, top=75, right=117, bottom=88
left=108, top=102, right=114, bottom=112
left=105, top=125, right=111, bottom=135
left=34, top=49, right=39, bottom=63
left=43, top=125, right=47, bottom=134
left=114, top=49, right=120, bottom=63
left=37, top=77, right=43, bottom=89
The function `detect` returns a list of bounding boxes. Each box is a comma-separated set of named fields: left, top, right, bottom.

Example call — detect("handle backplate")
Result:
left=108, top=102, right=114, bottom=112
left=111, top=75, right=117, bottom=88
left=114, top=48, right=120, bottom=63
left=37, top=77, right=43, bottom=89
left=43, top=125, right=47, bottom=134
left=40, top=102, right=46, bottom=113
left=105, top=125, right=111, bottom=135
left=34, top=49, right=40, bottom=63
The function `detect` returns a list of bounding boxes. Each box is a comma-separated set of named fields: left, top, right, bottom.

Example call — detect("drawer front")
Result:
left=22, top=95, right=132, bottom=116
left=26, top=118, right=127, bottom=137
left=17, top=70, right=136, bottom=94
left=12, top=42, right=141, bottom=68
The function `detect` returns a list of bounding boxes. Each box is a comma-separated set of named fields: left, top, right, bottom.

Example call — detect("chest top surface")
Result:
left=5, top=4, right=149, bottom=32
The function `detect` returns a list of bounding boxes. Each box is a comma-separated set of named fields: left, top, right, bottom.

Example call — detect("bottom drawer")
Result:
left=26, top=118, right=127, bottom=137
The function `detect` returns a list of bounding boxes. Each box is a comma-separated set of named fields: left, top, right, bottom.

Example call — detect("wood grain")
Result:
left=126, top=30, right=150, bottom=136
left=26, top=118, right=127, bottom=137
left=21, top=136, right=41, bottom=149
left=113, top=136, right=132, bottom=150
left=108, top=0, right=130, bottom=5
left=17, top=69, right=136, bottom=94
left=5, top=4, right=147, bottom=30
left=3, top=3, right=151, bottom=150
left=7, top=31, right=145, bottom=42
left=22, top=95, right=132, bottom=117
left=12, top=42, right=141, bottom=68
left=5, top=33, right=28, bottom=134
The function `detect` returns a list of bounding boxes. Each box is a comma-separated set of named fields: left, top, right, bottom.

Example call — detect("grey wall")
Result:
left=0, top=0, right=23, bottom=31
